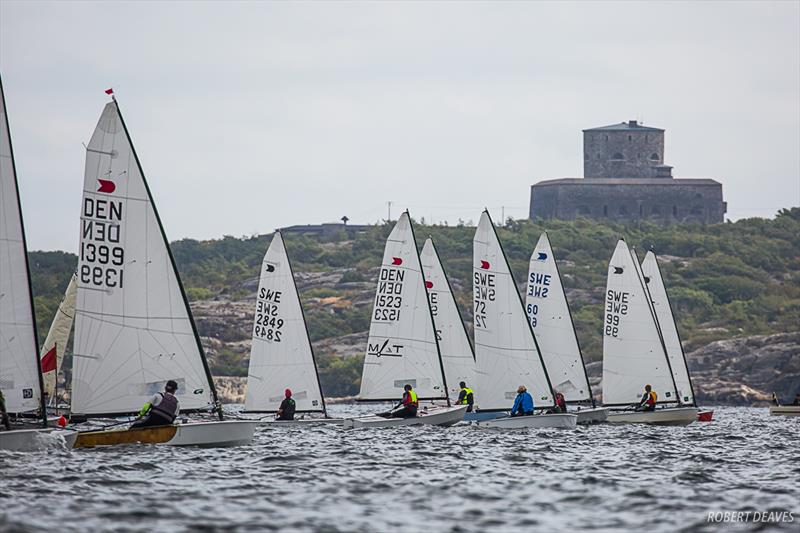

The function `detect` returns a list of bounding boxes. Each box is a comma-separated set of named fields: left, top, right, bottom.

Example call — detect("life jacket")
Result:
left=404, top=390, right=418, bottom=408
left=458, top=387, right=474, bottom=405
left=646, top=391, right=657, bottom=407
left=555, top=393, right=566, bottom=409
left=151, top=392, right=179, bottom=422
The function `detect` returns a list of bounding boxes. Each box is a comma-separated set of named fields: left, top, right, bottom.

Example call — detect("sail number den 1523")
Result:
left=81, top=198, right=125, bottom=289
left=373, top=267, right=404, bottom=322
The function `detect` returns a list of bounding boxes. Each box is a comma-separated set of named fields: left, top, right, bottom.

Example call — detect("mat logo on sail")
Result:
left=368, top=339, right=404, bottom=357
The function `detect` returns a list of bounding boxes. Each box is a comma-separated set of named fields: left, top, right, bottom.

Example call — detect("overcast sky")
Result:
left=2, top=0, right=798, bottom=252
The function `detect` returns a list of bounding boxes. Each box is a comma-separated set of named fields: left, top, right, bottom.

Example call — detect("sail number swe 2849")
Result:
left=254, top=291, right=284, bottom=342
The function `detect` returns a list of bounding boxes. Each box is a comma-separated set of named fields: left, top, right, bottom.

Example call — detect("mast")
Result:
left=282, top=230, right=329, bottom=416
left=547, top=232, right=596, bottom=407
left=409, top=214, right=449, bottom=406
left=485, top=210, right=556, bottom=410
left=113, top=99, right=223, bottom=420
left=630, top=246, right=680, bottom=404
left=0, top=76, right=47, bottom=428
left=649, top=250, right=697, bottom=406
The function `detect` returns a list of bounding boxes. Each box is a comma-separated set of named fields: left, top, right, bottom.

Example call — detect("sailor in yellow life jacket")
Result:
left=390, top=384, right=418, bottom=418
left=456, top=381, right=474, bottom=412
left=638, top=384, right=657, bottom=412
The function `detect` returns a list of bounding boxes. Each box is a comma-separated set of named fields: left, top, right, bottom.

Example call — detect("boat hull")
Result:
left=0, top=428, right=77, bottom=450
left=74, top=420, right=257, bottom=448
left=476, top=413, right=577, bottom=429
left=769, top=406, right=800, bottom=417
left=574, top=407, right=608, bottom=424
left=463, top=410, right=507, bottom=422
left=697, top=409, right=714, bottom=422
left=606, top=407, right=698, bottom=426
left=343, top=405, right=467, bottom=428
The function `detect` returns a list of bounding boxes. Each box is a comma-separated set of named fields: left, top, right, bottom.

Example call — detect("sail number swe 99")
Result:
left=604, top=290, right=629, bottom=338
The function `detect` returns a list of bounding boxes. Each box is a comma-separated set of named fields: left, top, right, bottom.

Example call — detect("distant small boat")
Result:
left=769, top=393, right=800, bottom=417
left=243, top=231, right=341, bottom=425
left=68, top=96, right=255, bottom=447
left=525, top=232, right=607, bottom=424
left=697, top=409, right=715, bottom=422
left=347, top=212, right=466, bottom=428
left=601, top=241, right=697, bottom=426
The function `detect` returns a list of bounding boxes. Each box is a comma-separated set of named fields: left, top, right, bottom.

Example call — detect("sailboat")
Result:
left=602, top=240, right=697, bottom=425
left=244, top=230, right=340, bottom=424
left=0, top=76, right=76, bottom=450
left=343, top=212, right=467, bottom=428
left=472, top=211, right=577, bottom=429
left=525, top=232, right=607, bottom=424
left=39, top=272, right=77, bottom=409
left=769, top=393, right=800, bottom=417
left=641, top=251, right=712, bottom=422
left=69, top=96, right=256, bottom=447
left=419, top=237, right=475, bottom=404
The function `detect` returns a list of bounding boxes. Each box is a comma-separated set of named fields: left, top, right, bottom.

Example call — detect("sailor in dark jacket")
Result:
left=277, top=389, right=296, bottom=421
left=131, top=380, right=180, bottom=429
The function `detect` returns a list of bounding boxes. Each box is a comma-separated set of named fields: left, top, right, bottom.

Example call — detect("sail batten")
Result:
left=358, top=213, right=447, bottom=400
left=602, top=240, right=677, bottom=406
left=71, top=100, right=216, bottom=417
left=0, top=77, right=44, bottom=419
left=473, top=211, right=555, bottom=411
left=245, top=231, right=326, bottom=413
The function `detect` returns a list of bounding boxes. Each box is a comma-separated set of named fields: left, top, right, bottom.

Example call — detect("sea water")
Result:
left=1, top=407, right=797, bottom=532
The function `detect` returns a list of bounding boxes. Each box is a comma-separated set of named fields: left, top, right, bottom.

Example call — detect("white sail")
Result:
left=71, top=101, right=214, bottom=416
left=245, top=231, right=325, bottom=413
left=602, top=240, right=677, bottom=406
left=473, top=211, right=554, bottom=411
left=642, top=251, right=694, bottom=405
left=420, top=238, right=474, bottom=400
left=0, top=77, right=41, bottom=414
left=525, top=233, right=592, bottom=402
left=358, top=212, right=446, bottom=400
left=40, top=272, right=77, bottom=401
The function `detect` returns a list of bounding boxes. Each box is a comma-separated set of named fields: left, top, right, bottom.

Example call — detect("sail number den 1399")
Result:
left=81, top=198, right=125, bottom=289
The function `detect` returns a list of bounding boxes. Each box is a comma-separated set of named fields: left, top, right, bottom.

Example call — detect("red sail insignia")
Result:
left=480, top=260, right=490, bottom=269
left=391, top=257, right=403, bottom=266
left=425, top=281, right=433, bottom=289
left=97, top=179, right=116, bottom=193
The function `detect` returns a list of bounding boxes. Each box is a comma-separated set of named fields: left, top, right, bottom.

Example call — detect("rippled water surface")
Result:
left=1, top=407, right=798, bottom=532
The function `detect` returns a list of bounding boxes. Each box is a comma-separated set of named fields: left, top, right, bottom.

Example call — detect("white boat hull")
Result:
left=476, top=413, right=577, bottom=429
left=0, top=428, right=77, bottom=451
left=574, top=407, right=608, bottom=424
left=463, top=410, right=507, bottom=422
left=606, top=407, right=698, bottom=426
left=343, top=405, right=467, bottom=428
left=769, top=405, right=800, bottom=417
left=74, top=420, right=257, bottom=448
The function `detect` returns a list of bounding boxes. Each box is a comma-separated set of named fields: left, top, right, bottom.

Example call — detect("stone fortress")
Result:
left=529, top=121, right=726, bottom=224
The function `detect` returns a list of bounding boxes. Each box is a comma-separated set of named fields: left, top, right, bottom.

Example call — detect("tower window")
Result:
left=628, top=135, right=632, bottom=141
left=610, top=153, right=625, bottom=161
left=673, top=205, right=678, bottom=217
left=603, top=205, right=608, bottom=216
left=650, top=153, right=660, bottom=160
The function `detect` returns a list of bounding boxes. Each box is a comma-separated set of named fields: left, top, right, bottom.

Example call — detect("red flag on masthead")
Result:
left=105, top=88, right=114, bottom=95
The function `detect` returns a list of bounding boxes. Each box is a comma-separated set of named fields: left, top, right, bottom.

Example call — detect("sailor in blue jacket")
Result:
left=510, top=385, right=534, bottom=416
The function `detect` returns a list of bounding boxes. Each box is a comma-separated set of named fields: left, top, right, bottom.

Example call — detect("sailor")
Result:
left=793, top=393, right=800, bottom=406
left=0, top=389, right=10, bottom=431
left=456, top=381, right=474, bottom=412
left=637, top=384, right=657, bottom=412
left=548, top=391, right=567, bottom=414
left=510, top=385, right=534, bottom=417
left=131, top=380, right=180, bottom=429
left=391, top=384, right=418, bottom=418
left=276, top=388, right=296, bottom=421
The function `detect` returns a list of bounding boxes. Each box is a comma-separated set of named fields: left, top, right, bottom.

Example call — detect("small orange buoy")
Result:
left=58, top=415, right=67, bottom=428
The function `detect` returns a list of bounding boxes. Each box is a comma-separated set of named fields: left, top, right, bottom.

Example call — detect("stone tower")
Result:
left=529, top=120, right=726, bottom=225
left=584, top=121, right=667, bottom=179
